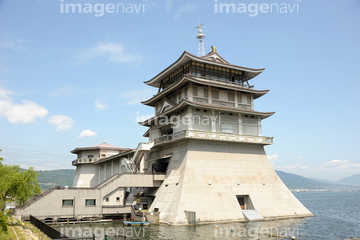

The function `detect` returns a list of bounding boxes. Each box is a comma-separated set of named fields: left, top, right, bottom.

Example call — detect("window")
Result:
left=228, top=92, right=235, bottom=102
left=203, top=88, right=208, bottom=98
left=193, top=87, right=198, bottom=96
left=212, top=90, right=219, bottom=99
left=247, top=95, right=251, bottom=104
left=88, top=155, right=94, bottom=159
left=105, top=197, right=109, bottom=202
left=191, top=62, right=205, bottom=77
left=221, top=123, right=234, bottom=133
left=62, top=199, right=73, bottom=207
left=85, top=199, right=96, bottom=206
left=116, top=197, right=120, bottom=201
left=206, top=65, right=230, bottom=81
left=232, top=70, right=243, bottom=84
left=238, top=93, right=242, bottom=103
left=183, top=87, right=188, bottom=97
left=101, top=154, right=106, bottom=157
left=160, top=126, right=173, bottom=136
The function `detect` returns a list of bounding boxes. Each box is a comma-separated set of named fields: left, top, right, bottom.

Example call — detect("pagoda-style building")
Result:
left=139, top=46, right=313, bottom=224
left=16, top=43, right=312, bottom=225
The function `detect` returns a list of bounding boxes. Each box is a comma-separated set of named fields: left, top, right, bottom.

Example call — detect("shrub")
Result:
left=0, top=213, right=7, bottom=232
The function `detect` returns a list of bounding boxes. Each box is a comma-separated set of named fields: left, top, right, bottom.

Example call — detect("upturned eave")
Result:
left=138, top=99, right=275, bottom=126
left=144, top=51, right=265, bottom=88
left=141, top=75, right=270, bottom=107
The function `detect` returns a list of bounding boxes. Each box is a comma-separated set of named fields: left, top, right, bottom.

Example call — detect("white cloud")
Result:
left=78, top=130, right=97, bottom=138
left=119, top=89, right=156, bottom=105
left=48, top=115, right=74, bottom=131
left=165, top=0, right=173, bottom=12
left=276, top=163, right=309, bottom=171
left=322, top=159, right=360, bottom=170
left=268, top=154, right=279, bottom=162
left=76, top=42, right=142, bottom=64
left=49, top=87, right=73, bottom=98
left=0, top=38, right=27, bottom=51
left=328, top=160, right=348, bottom=164
left=0, top=86, right=48, bottom=124
left=94, top=98, right=108, bottom=110
left=0, top=85, right=14, bottom=99
left=174, top=4, right=196, bottom=19
left=0, top=100, right=48, bottom=124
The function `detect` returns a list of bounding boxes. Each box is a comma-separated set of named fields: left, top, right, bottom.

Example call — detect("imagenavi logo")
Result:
left=214, top=0, right=301, bottom=17
left=60, top=0, right=147, bottom=17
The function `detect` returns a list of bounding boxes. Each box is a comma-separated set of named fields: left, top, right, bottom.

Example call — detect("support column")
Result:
left=257, top=116, right=262, bottom=136
left=234, top=91, right=238, bottom=108
left=211, top=109, right=216, bottom=132
left=251, top=94, right=254, bottom=110
left=188, top=110, right=193, bottom=130
left=104, top=163, right=107, bottom=181
left=188, top=82, right=193, bottom=101
left=208, top=86, right=212, bottom=104
left=98, top=165, right=101, bottom=185
left=238, top=115, right=243, bottom=135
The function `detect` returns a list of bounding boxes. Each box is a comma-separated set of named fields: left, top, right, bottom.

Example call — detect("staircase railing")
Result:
left=126, top=158, right=139, bottom=173
left=19, top=188, right=56, bottom=209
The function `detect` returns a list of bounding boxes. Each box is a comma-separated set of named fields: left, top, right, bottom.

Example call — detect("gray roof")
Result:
left=71, top=142, right=130, bottom=154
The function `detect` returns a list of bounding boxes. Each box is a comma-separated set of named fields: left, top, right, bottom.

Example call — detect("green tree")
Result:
left=0, top=150, right=40, bottom=231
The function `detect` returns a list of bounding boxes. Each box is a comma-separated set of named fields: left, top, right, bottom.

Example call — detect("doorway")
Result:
left=236, top=195, right=254, bottom=210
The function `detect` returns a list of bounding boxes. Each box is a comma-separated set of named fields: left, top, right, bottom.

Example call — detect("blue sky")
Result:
left=0, top=0, right=359, bottom=181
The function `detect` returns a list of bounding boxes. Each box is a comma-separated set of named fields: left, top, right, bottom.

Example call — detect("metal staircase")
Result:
left=123, top=157, right=139, bottom=173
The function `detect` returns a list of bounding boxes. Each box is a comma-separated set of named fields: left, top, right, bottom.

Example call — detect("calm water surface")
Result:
left=54, top=191, right=360, bottom=240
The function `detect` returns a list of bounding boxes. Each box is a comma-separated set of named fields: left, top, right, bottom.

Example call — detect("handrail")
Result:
left=154, top=130, right=273, bottom=145
left=19, top=188, right=56, bottom=209
left=102, top=204, right=132, bottom=208
left=20, top=172, right=166, bottom=211
left=189, top=74, right=254, bottom=89
left=123, top=157, right=139, bottom=173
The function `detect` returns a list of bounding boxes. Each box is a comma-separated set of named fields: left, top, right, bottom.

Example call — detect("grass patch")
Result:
left=0, top=226, right=17, bottom=239
left=0, top=216, right=50, bottom=240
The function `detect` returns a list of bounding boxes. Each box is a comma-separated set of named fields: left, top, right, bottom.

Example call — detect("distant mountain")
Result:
left=37, top=169, right=76, bottom=191
left=33, top=168, right=357, bottom=192
left=308, top=178, right=336, bottom=184
left=337, top=174, right=360, bottom=187
left=275, top=170, right=351, bottom=190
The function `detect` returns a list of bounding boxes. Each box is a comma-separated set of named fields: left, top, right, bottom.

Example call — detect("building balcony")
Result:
left=192, top=74, right=254, bottom=89
left=153, top=130, right=273, bottom=146
left=192, top=96, right=252, bottom=110
left=72, top=158, right=99, bottom=166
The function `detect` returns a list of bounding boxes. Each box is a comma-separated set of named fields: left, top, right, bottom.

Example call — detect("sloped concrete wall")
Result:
left=148, top=139, right=312, bottom=225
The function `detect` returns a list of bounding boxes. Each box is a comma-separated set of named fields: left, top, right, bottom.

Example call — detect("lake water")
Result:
left=54, top=191, right=360, bottom=240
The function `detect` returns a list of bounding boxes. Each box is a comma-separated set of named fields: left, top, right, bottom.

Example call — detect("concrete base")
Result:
left=147, top=139, right=313, bottom=225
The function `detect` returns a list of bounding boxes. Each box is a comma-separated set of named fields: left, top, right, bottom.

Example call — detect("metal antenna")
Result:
left=195, top=23, right=205, bottom=57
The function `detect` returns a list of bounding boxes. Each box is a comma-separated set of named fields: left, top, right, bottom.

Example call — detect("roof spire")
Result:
left=195, top=23, right=205, bottom=57
left=211, top=46, right=216, bottom=53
